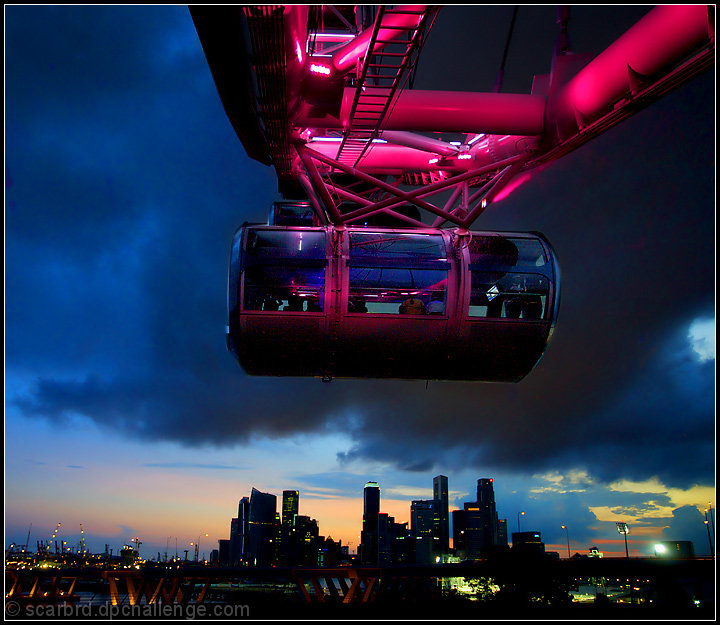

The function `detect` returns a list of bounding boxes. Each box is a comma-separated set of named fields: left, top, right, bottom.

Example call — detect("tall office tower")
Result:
left=238, top=496, right=250, bottom=555
left=411, top=499, right=440, bottom=564
left=282, top=490, right=299, bottom=526
left=452, top=509, right=467, bottom=556
left=217, top=539, right=230, bottom=565
left=462, top=502, right=485, bottom=559
left=433, top=475, right=450, bottom=558
left=390, top=519, right=412, bottom=564
left=361, top=481, right=380, bottom=565
left=476, top=478, right=499, bottom=549
left=217, top=539, right=230, bottom=566
left=497, top=518, right=508, bottom=547
left=229, top=517, right=240, bottom=565
left=230, top=496, right=250, bottom=565
left=294, top=515, right=320, bottom=565
left=248, top=487, right=277, bottom=566
left=378, top=513, right=391, bottom=566
left=280, top=490, right=299, bottom=565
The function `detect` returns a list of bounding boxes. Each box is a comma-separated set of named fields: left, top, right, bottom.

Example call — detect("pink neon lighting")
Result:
left=493, top=173, right=531, bottom=203
left=309, top=63, right=331, bottom=76
left=565, top=5, right=709, bottom=122
left=332, top=5, right=427, bottom=73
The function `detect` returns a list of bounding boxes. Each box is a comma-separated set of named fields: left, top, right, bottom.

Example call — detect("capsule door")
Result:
left=333, top=229, right=456, bottom=379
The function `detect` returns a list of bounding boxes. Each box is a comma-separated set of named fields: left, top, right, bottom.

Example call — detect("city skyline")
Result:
left=7, top=470, right=713, bottom=562
left=5, top=5, right=714, bottom=567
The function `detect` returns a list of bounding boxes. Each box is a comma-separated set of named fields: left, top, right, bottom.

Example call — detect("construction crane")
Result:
left=23, top=522, right=32, bottom=553
left=46, top=522, right=61, bottom=555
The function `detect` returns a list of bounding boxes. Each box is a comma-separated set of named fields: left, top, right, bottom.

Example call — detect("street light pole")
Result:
left=708, top=503, right=715, bottom=538
left=616, top=522, right=630, bottom=558
left=561, top=525, right=571, bottom=559
left=517, top=511, right=525, bottom=533
left=705, top=510, right=714, bottom=559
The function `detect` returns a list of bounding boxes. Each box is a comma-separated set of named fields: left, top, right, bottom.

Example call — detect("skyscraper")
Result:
left=497, top=518, right=508, bottom=547
left=458, top=478, right=504, bottom=559
left=282, top=490, right=299, bottom=527
left=433, top=475, right=449, bottom=558
left=361, top=481, right=380, bottom=565
left=452, top=508, right=467, bottom=556
left=229, top=496, right=250, bottom=566
left=411, top=499, right=440, bottom=564
left=476, top=478, right=499, bottom=548
left=280, top=490, right=299, bottom=565
left=247, top=487, right=277, bottom=566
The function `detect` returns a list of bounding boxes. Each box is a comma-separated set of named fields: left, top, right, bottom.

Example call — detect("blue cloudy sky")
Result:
left=5, top=5, right=715, bottom=559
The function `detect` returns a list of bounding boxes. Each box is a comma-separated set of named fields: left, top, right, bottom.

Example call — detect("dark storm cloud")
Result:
left=663, top=506, right=712, bottom=551
left=6, top=7, right=714, bottom=488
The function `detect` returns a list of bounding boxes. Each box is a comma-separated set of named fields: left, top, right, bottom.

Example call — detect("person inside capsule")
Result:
left=399, top=295, right=426, bottom=314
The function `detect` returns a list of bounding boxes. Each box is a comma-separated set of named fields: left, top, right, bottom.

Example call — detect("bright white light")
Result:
left=688, top=317, right=715, bottom=362
left=654, top=543, right=667, bottom=554
left=309, top=63, right=331, bottom=76
left=457, top=153, right=472, bottom=160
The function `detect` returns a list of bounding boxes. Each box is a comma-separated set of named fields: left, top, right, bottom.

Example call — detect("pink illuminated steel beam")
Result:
left=293, top=90, right=546, bottom=136
left=299, top=144, right=527, bottom=227
left=298, top=144, right=458, bottom=225
left=308, top=140, right=451, bottom=174
left=296, top=147, right=346, bottom=226
left=458, top=162, right=527, bottom=232
left=432, top=174, right=502, bottom=228
left=380, top=130, right=459, bottom=156
left=296, top=173, right=330, bottom=225
left=553, top=5, right=712, bottom=130
left=331, top=5, right=429, bottom=74
left=338, top=153, right=527, bottom=223
left=306, top=135, right=536, bottom=177
left=340, top=88, right=546, bottom=135
left=301, top=145, right=454, bottom=223
left=315, top=177, right=428, bottom=228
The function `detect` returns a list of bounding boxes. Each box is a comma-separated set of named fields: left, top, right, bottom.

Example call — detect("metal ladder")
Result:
left=335, top=6, right=436, bottom=168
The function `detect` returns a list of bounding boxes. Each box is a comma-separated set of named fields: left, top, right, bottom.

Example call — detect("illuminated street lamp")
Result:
left=561, top=525, right=571, bottom=559
left=190, top=533, right=209, bottom=562
left=707, top=503, right=715, bottom=538
left=616, top=522, right=630, bottom=558
left=517, top=511, right=525, bottom=533
left=704, top=511, right=714, bottom=559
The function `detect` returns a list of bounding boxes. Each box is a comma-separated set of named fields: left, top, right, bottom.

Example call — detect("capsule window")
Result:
left=241, top=229, right=327, bottom=312
left=348, top=232, right=448, bottom=314
left=349, top=267, right=447, bottom=314
left=468, top=235, right=547, bottom=267
left=244, top=266, right=325, bottom=312
left=245, top=229, right=326, bottom=260
left=470, top=272, right=549, bottom=319
left=349, top=232, right=446, bottom=261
